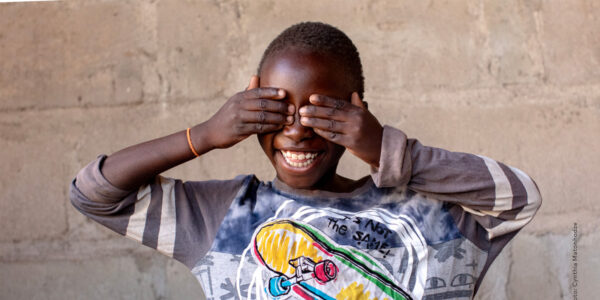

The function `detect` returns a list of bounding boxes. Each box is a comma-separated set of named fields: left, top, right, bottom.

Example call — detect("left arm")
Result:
left=371, top=125, right=542, bottom=241
left=298, top=92, right=542, bottom=241
left=300, top=94, right=541, bottom=296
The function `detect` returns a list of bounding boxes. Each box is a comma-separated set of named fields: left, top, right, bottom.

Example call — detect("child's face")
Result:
left=258, top=48, right=354, bottom=189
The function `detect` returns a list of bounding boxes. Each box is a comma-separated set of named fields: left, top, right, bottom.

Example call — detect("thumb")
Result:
left=246, top=75, right=259, bottom=91
left=351, top=92, right=366, bottom=109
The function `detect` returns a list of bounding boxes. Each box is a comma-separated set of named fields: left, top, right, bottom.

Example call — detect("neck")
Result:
left=305, top=168, right=364, bottom=193
left=275, top=173, right=371, bottom=196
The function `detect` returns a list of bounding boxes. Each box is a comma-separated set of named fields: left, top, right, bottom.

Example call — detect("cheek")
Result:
left=257, top=133, right=278, bottom=159
left=328, top=141, right=345, bottom=154
left=256, top=134, right=271, bottom=152
left=330, top=144, right=345, bottom=160
left=322, top=142, right=345, bottom=168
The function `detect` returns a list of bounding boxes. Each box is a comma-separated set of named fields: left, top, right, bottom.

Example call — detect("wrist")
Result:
left=189, top=122, right=215, bottom=155
left=369, top=150, right=381, bottom=169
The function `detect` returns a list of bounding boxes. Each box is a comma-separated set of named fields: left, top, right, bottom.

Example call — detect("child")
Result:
left=70, top=22, right=541, bottom=300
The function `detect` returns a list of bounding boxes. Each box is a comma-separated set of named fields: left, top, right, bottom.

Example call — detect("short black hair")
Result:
left=258, top=22, right=364, bottom=99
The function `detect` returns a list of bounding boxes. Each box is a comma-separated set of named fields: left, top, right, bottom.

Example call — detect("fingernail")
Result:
left=288, top=105, right=295, bottom=114
left=286, top=116, right=293, bottom=123
left=300, top=117, right=308, bottom=124
left=309, top=95, right=319, bottom=103
left=278, top=89, right=285, bottom=97
left=299, top=107, right=306, bottom=114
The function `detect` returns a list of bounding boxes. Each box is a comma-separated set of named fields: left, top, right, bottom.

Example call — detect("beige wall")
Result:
left=1, top=0, right=598, bottom=299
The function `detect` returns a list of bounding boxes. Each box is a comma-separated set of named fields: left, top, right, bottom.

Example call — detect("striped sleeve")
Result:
left=370, top=126, right=542, bottom=242
left=69, top=155, right=253, bottom=268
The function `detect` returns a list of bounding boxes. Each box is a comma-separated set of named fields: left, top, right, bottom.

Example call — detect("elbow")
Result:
left=69, top=176, right=132, bottom=216
left=69, top=178, right=90, bottom=213
left=527, top=179, right=543, bottom=217
left=532, top=183, right=542, bottom=208
left=516, top=177, right=542, bottom=225
left=73, top=156, right=133, bottom=204
left=495, top=170, right=542, bottom=233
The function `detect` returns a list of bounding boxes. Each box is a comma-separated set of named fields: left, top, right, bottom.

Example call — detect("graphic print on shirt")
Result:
left=251, top=219, right=412, bottom=300
left=236, top=201, right=429, bottom=300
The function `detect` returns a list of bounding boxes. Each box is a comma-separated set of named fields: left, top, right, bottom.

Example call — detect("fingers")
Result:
left=308, top=94, right=351, bottom=110
left=300, top=94, right=352, bottom=137
left=350, top=92, right=366, bottom=109
left=241, top=111, right=294, bottom=125
left=298, top=92, right=366, bottom=147
left=300, top=116, right=344, bottom=132
left=312, top=128, right=347, bottom=144
left=235, top=123, right=284, bottom=135
left=246, top=75, right=259, bottom=91
left=235, top=78, right=293, bottom=136
left=298, top=104, right=347, bottom=121
left=244, top=87, right=286, bottom=100
left=300, top=93, right=363, bottom=120
left=245, top=75, right=284, bottom=99
left=300, top=115, right=350, bottom=146
left=243, top=98, right=295, bottom=115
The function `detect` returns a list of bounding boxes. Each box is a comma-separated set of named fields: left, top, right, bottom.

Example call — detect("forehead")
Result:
left=259, top=48, right=351, bottom=99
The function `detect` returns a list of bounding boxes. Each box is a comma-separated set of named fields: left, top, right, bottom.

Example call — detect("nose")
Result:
left=283, top=111, right=314, bottom=142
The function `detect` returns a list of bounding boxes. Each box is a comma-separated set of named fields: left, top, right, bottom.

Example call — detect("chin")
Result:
left=276, top=172, right=321, bottom=189
left=273, top=150, right=327, bottom=189
left=258, top=132, right=345, bottom=190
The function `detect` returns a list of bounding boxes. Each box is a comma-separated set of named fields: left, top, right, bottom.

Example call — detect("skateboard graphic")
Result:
left=250, top=219, right=412, bottom=300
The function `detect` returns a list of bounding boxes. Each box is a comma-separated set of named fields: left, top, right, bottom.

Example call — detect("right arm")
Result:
left=70, top=76, right=293, bottom=267
left=101, top=76, right=293, bottom=191
left=101, top=124, right=210, bottom=191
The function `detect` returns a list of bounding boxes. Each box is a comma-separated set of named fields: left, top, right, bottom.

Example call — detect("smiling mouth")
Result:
left=280, top=150, right=321, bottom=168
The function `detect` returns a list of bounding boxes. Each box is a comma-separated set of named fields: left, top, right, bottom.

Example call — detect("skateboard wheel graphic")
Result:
left=314, top=260, right=337, bottom=283
left=268, top=276, right=291, bottom=297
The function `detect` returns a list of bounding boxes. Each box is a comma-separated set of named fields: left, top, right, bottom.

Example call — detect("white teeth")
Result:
left=281, top=150, right=319, bottom=168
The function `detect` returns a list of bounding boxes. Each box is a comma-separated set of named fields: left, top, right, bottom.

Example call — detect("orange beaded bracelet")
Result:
left=186, top=127, right=200, bottom=157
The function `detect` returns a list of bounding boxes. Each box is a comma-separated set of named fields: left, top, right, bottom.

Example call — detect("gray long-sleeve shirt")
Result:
left=70, top=126, right=541, bottom=300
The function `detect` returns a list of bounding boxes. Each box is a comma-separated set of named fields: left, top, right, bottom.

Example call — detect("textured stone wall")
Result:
left=1, top=0, right=598, bottom=299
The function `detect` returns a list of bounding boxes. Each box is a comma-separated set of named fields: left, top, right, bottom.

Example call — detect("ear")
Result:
left=351, top=92, right=367, bottom=110
left=246, top=75, right=259, bottom=91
